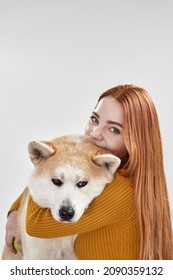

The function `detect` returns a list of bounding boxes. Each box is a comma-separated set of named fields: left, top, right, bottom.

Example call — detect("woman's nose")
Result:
left=89, top=127, right=103, bottom=141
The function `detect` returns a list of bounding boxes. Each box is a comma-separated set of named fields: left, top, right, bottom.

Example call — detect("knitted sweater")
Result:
left=9, top=173, right=140, bottom=259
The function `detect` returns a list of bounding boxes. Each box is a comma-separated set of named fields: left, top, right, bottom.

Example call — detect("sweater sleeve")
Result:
left=26, top=173, right=135, bottom=238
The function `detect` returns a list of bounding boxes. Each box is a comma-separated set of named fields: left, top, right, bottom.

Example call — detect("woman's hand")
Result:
left=5, top=210, right=22, bottom=255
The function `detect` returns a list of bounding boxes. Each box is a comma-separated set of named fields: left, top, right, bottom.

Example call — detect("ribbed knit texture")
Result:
left=9, top=173, right=140, bottom=259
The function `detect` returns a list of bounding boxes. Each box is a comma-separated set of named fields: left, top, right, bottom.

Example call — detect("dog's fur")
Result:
left=2, top=135, right=120, bottom=260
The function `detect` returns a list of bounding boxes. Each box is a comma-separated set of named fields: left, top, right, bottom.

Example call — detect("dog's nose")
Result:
left=59, top=206, right=75, bottom=221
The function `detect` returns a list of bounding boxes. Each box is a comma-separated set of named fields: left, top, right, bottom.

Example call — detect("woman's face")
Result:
left=84, top=97, right=127, bottom=158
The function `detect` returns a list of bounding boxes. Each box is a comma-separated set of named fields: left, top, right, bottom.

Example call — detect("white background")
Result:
left=0, top=0, right=173, bottom=255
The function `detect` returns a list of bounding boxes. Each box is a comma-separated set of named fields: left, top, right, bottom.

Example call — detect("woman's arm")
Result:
left=6, top=188, right=27, bottom=254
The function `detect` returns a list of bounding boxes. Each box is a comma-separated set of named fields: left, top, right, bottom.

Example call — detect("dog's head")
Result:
left=28, top=135, right=121, bottom=223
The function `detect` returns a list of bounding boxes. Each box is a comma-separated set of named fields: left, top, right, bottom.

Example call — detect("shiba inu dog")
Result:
left=2, top=135, right=120, bottom=259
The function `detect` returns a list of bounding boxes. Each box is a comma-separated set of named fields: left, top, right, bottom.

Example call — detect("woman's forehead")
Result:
left=94, top=97, right=124, bottom=124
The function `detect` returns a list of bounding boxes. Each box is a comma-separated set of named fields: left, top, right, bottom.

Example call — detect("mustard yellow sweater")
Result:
left=9, top=173, right=140, bottom=259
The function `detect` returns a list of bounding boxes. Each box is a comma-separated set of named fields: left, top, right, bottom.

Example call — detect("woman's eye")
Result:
left=109, top=127, right=120, bottom=134
left=90, top=116, right=99, bottom=124
left=76, top=181, right=88, bottom=188
left=52, top=179, right=63, bottom=186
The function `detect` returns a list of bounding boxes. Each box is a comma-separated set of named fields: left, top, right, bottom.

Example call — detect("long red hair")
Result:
left=98, top=85, right=173, bottom=259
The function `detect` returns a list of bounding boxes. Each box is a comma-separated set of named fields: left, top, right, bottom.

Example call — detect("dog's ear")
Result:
left=93, top=154, right=121, bottom=174
left=28, top=141, right=55, bottom=165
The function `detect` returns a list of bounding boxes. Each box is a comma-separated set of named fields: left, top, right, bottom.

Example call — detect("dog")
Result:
left=2, top=135, right=120, bottom=259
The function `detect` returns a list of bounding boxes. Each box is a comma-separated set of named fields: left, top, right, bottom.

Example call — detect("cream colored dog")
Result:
left=2, top=135, right=120, bottom=260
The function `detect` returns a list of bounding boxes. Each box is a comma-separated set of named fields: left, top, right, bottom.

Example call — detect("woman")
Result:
left=5, top=84, right=173, bottom=259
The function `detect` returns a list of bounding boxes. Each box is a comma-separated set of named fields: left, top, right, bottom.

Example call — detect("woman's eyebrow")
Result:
left=92, top=111, right=123, bottom=128
left=107, top=120, right=123, bottom=128
left=92, top=112, right=100, bottom=119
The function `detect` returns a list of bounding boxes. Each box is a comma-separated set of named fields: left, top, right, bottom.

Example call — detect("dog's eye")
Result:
left=76, top=181, right=88, bottom=188
left=52, top=179, right=63, bottom=186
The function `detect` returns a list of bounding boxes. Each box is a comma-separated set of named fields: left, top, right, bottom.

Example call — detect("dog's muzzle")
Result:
left=59, top=206, right=75, bottom=221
